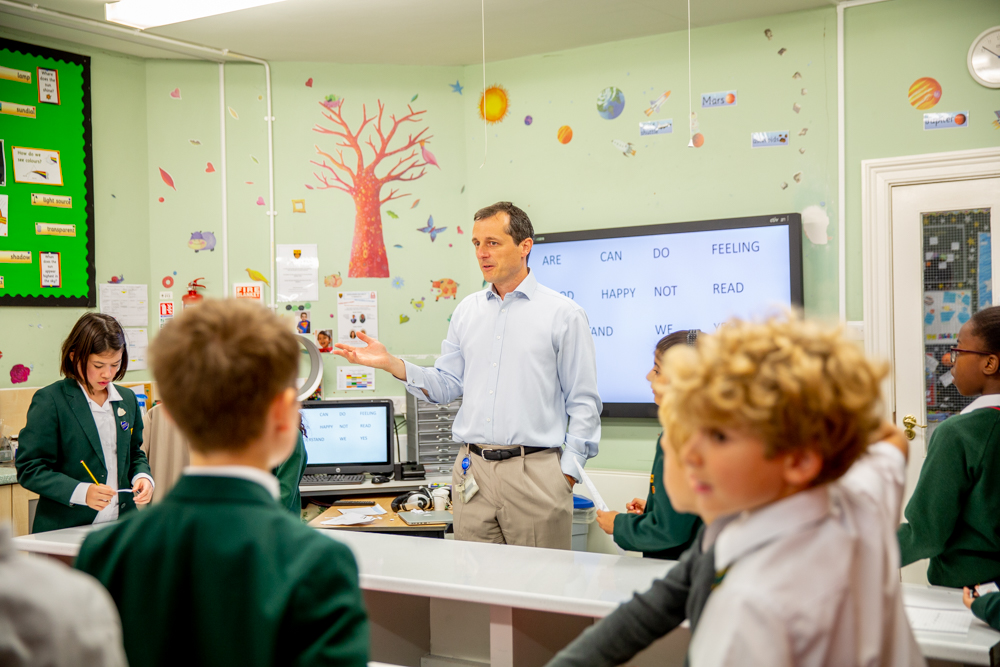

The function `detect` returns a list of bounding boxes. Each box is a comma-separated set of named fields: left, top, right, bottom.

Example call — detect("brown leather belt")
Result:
left=469, top=444, right=551, bottom=461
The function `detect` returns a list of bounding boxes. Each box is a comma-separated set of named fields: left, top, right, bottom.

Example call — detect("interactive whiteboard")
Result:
left=530, top=214, right=803, bottom=417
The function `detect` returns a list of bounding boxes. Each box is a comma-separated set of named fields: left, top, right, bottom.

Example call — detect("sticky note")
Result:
left=930, top=237, right=939, bottom=245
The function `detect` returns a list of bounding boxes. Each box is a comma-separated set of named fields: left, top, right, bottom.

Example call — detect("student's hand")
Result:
left=596, top=509, right=618, bottom=535
left=964, top=587, right=976, bottom=609
left=332, top=332, right=406, bottom=379
left=85, top=484, right=116, bottom=511
left=133, top=477, right=154, bottom=505
left=626, top=498, right=646, bottom=514
left=873, top=420, right=909, bottom=459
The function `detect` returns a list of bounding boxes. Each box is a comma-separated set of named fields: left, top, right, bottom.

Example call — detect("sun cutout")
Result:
left=479, top=84, right=510, bottom=124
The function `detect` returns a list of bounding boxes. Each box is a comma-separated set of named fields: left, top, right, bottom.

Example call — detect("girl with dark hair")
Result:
left=16, top=313, right=154, bottom=533
left=595, top=330, right=703, bottom=559
left=899, top=305, right=1000, bottom=587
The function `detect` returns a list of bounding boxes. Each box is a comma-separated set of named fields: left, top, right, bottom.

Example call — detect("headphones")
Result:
left=391, top=487, right=433, bottom=512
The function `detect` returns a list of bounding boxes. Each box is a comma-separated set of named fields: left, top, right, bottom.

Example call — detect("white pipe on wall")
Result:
left=0, top=0, right=276, bottom=308
left=836, top=0, right=892, bottom=323
left=219, top=62, right=230, bottom=297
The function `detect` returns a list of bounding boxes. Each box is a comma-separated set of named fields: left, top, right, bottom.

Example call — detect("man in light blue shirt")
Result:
left=334, top=202, right=601, bottom=548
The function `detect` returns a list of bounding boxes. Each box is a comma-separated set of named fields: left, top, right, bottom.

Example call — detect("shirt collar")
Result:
left=486, top=268, right=537, bottom=301
left=78, top=381, right=122, bottom=410
left=183, top=465, right=281, bottom=500
left=714, top=485, right=830, bottom=570
left=960, top=394, right=1000, bottom=414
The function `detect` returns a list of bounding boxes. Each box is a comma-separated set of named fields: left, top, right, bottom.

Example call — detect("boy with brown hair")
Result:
left=660, top=317, right=923, bottom=667
left=75, top=299, right=369, bottom=667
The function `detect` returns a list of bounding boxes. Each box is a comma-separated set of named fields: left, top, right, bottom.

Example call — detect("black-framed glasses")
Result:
left=950, top=347, right=992, bottom=359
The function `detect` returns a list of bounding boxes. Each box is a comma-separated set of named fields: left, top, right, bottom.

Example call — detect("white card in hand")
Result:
left=574, top=459, right=609, bottom=512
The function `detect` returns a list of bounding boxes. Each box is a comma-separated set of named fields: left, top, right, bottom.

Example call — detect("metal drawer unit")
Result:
left=405, top=394, right=463, bottom=476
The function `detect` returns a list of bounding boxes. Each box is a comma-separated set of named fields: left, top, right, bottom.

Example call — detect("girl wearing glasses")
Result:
left=898, top=305, right=1000, bottom=588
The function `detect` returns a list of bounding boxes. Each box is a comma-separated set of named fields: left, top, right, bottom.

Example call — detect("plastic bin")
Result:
left=572, top=494, right=596, bottom=552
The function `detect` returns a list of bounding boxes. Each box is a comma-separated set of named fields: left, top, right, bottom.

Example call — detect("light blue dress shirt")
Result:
left=401, top=270, right=602, bottom=478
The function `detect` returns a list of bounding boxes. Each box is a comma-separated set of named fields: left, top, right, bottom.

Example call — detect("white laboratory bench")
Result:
left=13, top=527, right=1000, bottom=667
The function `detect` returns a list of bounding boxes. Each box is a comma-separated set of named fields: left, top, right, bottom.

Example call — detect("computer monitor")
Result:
left=299, top=399, right=395, bottom=476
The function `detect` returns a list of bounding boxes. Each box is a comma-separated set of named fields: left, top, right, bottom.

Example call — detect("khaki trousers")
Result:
left=451, top=444, right=573, bottom=550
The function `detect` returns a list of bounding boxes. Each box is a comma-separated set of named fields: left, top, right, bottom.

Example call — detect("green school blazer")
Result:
left=16, top=377, right=151, bottom=533
left=76, top=475, right=370, bottom=667
left=612, top=435, right=702, bottom=559
left=274, top=432, right=308, bottom=517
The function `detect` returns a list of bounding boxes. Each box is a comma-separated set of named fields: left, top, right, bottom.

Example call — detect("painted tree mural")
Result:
left=311, top=100, right=433, bottom=277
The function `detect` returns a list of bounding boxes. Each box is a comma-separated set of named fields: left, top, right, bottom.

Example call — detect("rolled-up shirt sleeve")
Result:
left=557, top=307, right=602, bottom=478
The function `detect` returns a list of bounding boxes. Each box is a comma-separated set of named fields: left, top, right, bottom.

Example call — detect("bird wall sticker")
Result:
left=420, top=141, right=440, bottom=169
left=246, top=268, right=270, bottom=286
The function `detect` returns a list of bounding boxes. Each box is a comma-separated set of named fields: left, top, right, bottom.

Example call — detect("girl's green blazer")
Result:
left=16, top=377, right=151, bottom=533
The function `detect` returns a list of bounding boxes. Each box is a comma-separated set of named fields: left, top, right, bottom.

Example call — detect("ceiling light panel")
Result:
left=105, top=0, right=292, bottom=29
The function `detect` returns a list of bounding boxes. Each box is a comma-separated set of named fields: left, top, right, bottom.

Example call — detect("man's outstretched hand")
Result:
left=332, top=331, right=406, bottom=380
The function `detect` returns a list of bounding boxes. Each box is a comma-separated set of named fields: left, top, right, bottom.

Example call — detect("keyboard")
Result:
left=301, top=473, right=365, bottom=485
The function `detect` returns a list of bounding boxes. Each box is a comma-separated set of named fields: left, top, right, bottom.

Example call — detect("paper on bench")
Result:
left=321, top=515, right=377, bottom=526
left=339, top=505, right=386, bottom=516
left=574, top=459, right=609, bottom=512
left=905, top=607, right=972, bottom=634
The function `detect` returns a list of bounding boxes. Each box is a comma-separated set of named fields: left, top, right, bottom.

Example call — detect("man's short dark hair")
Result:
left=473, top=201, right=534, bottom=245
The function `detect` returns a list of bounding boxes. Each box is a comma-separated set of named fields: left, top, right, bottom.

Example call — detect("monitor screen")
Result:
left=299, top=400, right=394, bottom=474
left=530, top=213, right=803, bottom=418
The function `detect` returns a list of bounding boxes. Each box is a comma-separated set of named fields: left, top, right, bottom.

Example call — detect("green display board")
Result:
left=0, top=38, right=95, bottom=307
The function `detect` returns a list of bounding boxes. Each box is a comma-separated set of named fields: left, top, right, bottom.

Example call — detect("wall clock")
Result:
left=968, top=26, right=1000, bottom=88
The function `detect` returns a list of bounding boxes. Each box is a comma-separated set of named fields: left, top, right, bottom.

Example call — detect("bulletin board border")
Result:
left=0, top=38, right=95, bottom=308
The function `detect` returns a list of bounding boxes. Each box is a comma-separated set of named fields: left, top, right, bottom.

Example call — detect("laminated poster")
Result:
left=276, top=244, right=319, bottom=302
left=337, top=291, right=378, bottom=347
left=337, top=365, right=375, bottom=391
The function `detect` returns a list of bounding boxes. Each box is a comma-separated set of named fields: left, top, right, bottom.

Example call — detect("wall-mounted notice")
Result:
left=30, top=193, right=71, bottom=208
left=0, top=250, right=31, bottom=263
left=0, top=195, right=7, bottom=237
left=39, top=251, right=60, bottom=288
left=924, top=111, right=968, bottom=130
left=751, top=131, right=789, bottom=148
left=276, top=243, right=319, bottom=302
left=0, top=65, right=31, bottom=83
left=99, top=283, right=148, bottom=327
left=701, top=90, right=737, bottom=108
left=639, top=119, right=672, bottom=136
left=337, top=365, right=375, bottom=391
left=37, top=67, right=59, bottom=105
left=13, top=147, right=63, bottom=186
left=337, top=291, right=378, bottom=347
left=0, top=101, right=36, bottom=119
left=123, top=328, right=148, bottom=370
left=35, top=222, right=75, bottom=237
left=0, top=140, right=5, bottom=187
left=233, top=282, right=263, bottom=302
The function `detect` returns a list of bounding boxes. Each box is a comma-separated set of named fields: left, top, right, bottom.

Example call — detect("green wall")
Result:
left=844, top=0, right=1000, bottom=321
left=3, top=0, right=997, bottom=472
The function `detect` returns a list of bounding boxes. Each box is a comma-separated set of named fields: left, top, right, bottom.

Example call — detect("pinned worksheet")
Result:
left=276, top=244, right=319, bottom=302
left=337, top=290, right=378, bottom=346
left=99, top=283, right=148, bottom=327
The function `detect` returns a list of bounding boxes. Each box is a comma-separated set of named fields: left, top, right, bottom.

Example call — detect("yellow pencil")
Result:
left=80, top=460, right=100, bottom=485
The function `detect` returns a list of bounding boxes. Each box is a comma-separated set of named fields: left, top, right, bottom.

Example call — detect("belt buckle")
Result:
left=482, top=448, right=513, bottom=461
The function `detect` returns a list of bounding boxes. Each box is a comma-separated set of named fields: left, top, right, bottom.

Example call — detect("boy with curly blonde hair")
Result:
left=660, top=316, right=923, bottom=667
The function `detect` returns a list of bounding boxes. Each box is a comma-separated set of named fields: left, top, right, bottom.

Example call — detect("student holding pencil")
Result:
left=17, top=313, right=154, bottom=533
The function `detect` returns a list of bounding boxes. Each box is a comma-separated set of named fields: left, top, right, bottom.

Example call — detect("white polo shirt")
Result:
left=690, top=443, right=924, bottom=667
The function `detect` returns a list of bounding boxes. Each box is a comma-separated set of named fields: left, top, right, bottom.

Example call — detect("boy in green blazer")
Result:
left=17, top=313, right=153, bottom=533
left=75, top=299, right=369, bottom=667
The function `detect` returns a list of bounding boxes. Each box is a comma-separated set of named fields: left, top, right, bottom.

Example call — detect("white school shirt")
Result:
left=689, top=443, right=926, bottom=667
left=69, top=383, right=154, bottom=524
left=960, top=393, right=1000, bottom=414
left=183, top=465, right=281, bottom=499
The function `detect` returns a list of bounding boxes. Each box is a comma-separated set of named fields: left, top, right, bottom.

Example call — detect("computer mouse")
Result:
left=371, top=475, right=390, bottom=484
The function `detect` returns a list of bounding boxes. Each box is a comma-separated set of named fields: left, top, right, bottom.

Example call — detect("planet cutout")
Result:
left=691, top=133, right=705, bottom=148
left=596, top=87, right=625, bottom=120
left=524, top=115, right=533, bottom=125
left=954, top=113, right=966, bottom=126
left=557, top=126, right=573, bottom=144
left=479, top=84, right=510, bottom=124
left=725, top=93, right=736, bottom=104
left=908, top=77, right=942, bottom=110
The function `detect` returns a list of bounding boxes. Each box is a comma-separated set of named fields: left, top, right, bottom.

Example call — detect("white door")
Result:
left=891, top=177, right=1000, bottom=584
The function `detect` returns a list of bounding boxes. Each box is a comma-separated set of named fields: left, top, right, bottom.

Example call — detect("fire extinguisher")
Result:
left=182, top=278, right=206, bottom=309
